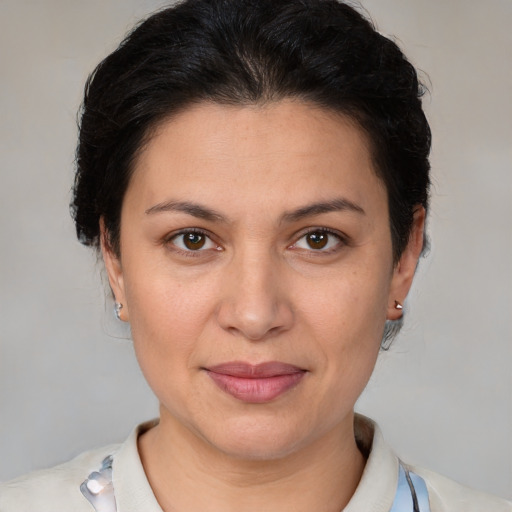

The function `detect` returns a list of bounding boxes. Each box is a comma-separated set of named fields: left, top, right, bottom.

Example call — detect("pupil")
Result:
left=307, top=232, right=328, bottom=249
left=184, top=233, right=205, bottom=250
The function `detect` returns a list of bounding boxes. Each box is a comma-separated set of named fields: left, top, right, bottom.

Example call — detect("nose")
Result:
left=215, top=248, right=294, bottom=341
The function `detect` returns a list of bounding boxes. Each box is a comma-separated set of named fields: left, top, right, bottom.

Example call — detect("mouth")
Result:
left=204, top=361, right=307, bottom=403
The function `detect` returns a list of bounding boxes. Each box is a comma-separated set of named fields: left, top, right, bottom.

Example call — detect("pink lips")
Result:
left=205, top=361, right=306, bottom=403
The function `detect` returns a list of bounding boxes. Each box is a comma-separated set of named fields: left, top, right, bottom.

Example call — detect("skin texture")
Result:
left=102, top=100, right=425, bottom=512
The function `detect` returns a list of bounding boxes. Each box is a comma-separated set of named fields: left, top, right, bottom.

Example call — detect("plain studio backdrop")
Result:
left=0, top=0, right=511, bottom=500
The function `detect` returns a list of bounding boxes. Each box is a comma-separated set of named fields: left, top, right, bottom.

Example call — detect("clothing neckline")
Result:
left=110, top=414, right=399, bottom=512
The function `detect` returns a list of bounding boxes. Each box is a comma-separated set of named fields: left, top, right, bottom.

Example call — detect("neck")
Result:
left=138, top=410, right=366, bottom=512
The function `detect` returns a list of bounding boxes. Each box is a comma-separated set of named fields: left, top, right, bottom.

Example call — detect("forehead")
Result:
left=127, top=100, right=386, bottom=217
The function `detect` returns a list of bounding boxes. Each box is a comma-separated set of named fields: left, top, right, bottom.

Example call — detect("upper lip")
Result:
left=205, top=361, right=305, bottom=378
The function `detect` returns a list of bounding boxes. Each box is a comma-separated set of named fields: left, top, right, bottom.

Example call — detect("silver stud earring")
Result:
left=114, top=302, right=124, bottom=321
left=394, top=300, right=403, bottom=310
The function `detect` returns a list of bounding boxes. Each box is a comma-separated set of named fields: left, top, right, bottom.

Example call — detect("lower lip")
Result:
left=206, top=371, right=305, bottom=403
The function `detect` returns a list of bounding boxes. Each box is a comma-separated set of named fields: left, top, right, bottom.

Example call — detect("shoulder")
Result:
left=406, top=463, right=512, bottom=512
left=0, top=443, right=119, bottom=512
left=353, top=414, right=511, bottom=512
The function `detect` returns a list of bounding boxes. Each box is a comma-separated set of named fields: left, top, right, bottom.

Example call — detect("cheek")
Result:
left=315, top=294, right=384, bottom=377
left=123, top=269, right=218, bottom=376
left=301, top=263, right=390, bottom=343
left=299, top=265, right=390, bottom=388
left=307, top=305, right=383, bottom=428
left=122, top=274, right=221, bottom=425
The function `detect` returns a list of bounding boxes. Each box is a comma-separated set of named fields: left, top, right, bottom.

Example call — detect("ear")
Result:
left=387, top=206, right=426, bottom=321
left=100, top=218, right=129, bottom=322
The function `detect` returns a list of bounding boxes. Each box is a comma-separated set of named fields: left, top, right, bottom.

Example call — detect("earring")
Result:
left=114, top=302, right=124, bottom=321
left=394, top=300, right=403, bottom=310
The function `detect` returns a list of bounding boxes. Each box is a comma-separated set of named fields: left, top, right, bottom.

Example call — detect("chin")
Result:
left=214, top=434, right=302, bottom=461
left=200, top=415, right=316, bottom=461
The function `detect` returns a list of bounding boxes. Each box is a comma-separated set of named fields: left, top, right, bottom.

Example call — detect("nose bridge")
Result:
left=216, top=242, right=293, bottom=341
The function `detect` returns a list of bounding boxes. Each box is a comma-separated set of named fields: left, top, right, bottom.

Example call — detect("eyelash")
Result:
left=164, top=227, right=346, bottom=257
left=165, top=228, right=219, bottom=258
left=289, top=228, right=346, bottom=255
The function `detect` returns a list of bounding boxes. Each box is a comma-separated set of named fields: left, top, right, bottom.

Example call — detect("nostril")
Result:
left=218, top=301, right=294, bottom=342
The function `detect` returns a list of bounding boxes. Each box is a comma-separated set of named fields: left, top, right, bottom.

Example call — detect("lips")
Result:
left=205, top=361, right=306, bottom=403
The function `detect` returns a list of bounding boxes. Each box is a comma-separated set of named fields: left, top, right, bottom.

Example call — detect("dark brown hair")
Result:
left=72, top=0, right=431, bottom=263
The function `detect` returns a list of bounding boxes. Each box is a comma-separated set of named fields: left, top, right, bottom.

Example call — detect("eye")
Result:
left=292, top=229, right=344, bottom=252
left=169, top=230, right=218, bottom=252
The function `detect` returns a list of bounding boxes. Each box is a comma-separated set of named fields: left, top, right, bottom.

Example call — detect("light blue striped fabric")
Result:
left=389, top=464, right=431, bottom=512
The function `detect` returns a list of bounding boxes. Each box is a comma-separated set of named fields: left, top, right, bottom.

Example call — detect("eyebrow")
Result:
left=145, top=200, right=228, bottom=222
left=280, top=198, right=365, bottom=223
left=145, top=197, right=365, bottom=223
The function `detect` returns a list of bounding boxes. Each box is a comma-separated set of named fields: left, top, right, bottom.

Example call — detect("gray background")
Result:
left=0, top=0, right=511, bottom=500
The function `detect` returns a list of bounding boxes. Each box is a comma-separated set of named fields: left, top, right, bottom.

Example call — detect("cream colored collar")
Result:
left=106, top=414, right=400, bottom=512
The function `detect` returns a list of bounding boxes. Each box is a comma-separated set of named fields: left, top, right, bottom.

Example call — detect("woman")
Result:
left=1, top=0, right=510, bottom=510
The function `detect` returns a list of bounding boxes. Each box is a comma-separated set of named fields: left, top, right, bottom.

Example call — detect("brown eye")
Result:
left=170, top=231, right=217, bottom=252
left=183, top=232, right=206, bottom=250
left=306, top=231, right=329, bottom=250
left=292, top=229, right=343, bottom=253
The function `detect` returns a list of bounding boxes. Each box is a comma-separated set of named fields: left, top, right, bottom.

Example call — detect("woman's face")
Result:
left=104, top=100, right=423, bottom=459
